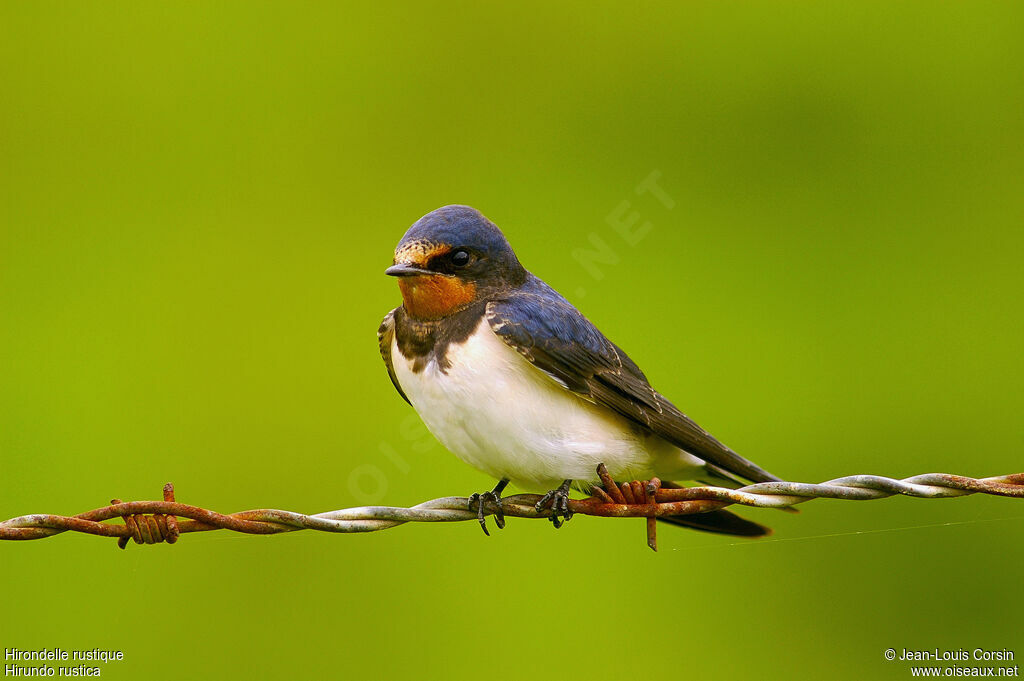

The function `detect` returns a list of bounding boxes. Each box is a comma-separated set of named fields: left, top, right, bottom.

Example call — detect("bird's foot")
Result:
left=468, top=478, right=509, bottom=536
left=535, top=479, right=574, bottom=529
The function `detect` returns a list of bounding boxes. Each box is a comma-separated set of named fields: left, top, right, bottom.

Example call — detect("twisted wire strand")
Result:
left=1, top=472, right=1021, bottom=546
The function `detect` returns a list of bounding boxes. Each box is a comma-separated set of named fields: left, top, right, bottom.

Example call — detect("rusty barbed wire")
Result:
left=1, top=466, right=1021, bottom=551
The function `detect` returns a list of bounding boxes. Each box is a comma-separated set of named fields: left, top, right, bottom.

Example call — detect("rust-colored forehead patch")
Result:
left=394, top=240, right=452, bottom=266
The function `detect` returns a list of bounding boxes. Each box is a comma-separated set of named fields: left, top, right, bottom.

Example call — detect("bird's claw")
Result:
left=535, top=480, right=573, bottom=529
left=468, top=485, right=507, bottom=536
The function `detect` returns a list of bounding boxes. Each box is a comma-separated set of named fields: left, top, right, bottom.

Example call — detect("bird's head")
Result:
left=387, top=205, right=527, bottom=320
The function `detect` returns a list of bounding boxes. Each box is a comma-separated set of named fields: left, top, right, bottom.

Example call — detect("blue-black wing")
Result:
left=378, top=308, right=410, bottom=405
left=486, top=279, right=779, bottom=484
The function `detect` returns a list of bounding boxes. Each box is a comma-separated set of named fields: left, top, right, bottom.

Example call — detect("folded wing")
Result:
left=486, top=284, right=780, bottom=484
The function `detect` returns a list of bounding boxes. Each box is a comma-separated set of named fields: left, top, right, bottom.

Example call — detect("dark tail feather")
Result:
left=658, top=509, right=772, bottom=537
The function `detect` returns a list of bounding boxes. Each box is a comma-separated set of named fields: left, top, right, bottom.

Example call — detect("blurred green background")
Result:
left=2, top=2, right=1021, bottom=679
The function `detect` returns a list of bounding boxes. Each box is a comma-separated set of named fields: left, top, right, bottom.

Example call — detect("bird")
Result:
left=378, top=205, right=782, bottom=537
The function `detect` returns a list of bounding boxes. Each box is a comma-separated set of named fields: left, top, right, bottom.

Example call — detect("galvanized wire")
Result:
left=2, top=470, right=1021, bottom=550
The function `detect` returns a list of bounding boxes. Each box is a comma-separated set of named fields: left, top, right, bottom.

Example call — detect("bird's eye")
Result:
left=450, top=249, right=471, bottom=267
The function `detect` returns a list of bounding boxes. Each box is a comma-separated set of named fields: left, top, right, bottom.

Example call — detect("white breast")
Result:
left=390, top=317, right=703, bottom=491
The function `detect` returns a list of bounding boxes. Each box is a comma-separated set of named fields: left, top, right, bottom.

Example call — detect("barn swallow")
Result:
left=379, top=205, right=781, bottom=537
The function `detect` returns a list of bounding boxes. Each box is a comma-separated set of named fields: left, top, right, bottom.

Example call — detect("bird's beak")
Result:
left=385, top=263, right=433, bottom=277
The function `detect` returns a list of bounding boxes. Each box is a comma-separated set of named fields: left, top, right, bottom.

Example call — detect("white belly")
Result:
left=391, top=318, right=704, bottom=491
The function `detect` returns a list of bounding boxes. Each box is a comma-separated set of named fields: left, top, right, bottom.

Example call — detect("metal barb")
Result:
left=110, top=484, right=180, bottom=549
left=0, top=471, right=1020, bottom=550
left=645, top=478, right=661, bottom=552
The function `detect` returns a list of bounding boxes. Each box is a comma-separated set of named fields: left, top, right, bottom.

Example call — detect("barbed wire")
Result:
left=2, top=466, right=1021, bottom=551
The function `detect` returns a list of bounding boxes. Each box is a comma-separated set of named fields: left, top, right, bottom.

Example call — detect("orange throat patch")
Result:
left=398, top=275, right=477, bottom=320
